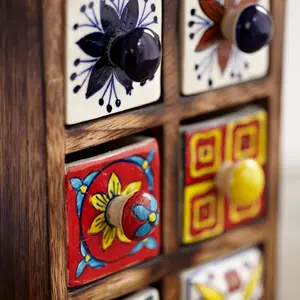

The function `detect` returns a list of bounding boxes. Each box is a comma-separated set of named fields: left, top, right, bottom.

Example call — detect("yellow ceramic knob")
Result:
left=216, top=159, right=265, bottom=206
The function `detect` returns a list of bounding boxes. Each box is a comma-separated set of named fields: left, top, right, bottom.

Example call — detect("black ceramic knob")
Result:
left=235, top=4, right=273, bottom=53
left=109, top=28, right=161, bottom=82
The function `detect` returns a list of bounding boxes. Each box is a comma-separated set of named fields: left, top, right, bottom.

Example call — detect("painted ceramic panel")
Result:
left=66, top=0, right=162, bottom=125
left=180, top=247, right=264, bottom=300
left=122, top=287, right=160, bottom=299
left=180, top=0, right=270, bottom=95
left=66, top=138, right=160, bottom=287
left=181, top=106, right=267, bottom=244
left=224, top=109, right=267, bottom=229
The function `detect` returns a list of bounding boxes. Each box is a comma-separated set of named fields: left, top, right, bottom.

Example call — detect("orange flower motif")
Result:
left=193, top=0, right=257, bottom=73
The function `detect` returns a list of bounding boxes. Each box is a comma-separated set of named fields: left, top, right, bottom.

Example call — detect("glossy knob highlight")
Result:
left=109, top=28, right=161, bottom=82
left=106, top=191, right=159, bottom=241
left=221, top=4, right=273, bottom=53
left=216, top=159, right=265, bottom=206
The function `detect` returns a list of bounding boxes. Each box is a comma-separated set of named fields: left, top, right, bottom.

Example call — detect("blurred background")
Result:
left=277, top=0, right=300, bottom=298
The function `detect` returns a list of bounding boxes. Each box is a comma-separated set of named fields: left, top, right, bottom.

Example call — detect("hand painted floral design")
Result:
left=71, top=0, right=159, bottom=113
left=76, top=241, right=106, bottom=278
left=89, top=172, right=142, bottom=250
left=193, top=258, right=263, bottom=299
left=132, top=194, right=159, bottom=239
left=70, top=171, right=99, bottom=215
left=194, top=283, right=225, bottom=300
left=69, top=149, right=159, bottom=281
left=129, top=237, right=158, bottom=254
left=189, top=0, right=257, bottom=86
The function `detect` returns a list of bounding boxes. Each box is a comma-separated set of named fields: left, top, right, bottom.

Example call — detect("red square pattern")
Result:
left=189, top=189, right=221, bottom=238
left=182, top=109, right=267, bottom=243
left=241, top=135, right=250, bottom=150
left=184, top=125, right=226, bottom=185
left=66, top=139, right=160, bottom=287
left=199, top=203, right=210, bottom=220
left=231, top=120, right=260, bottom=162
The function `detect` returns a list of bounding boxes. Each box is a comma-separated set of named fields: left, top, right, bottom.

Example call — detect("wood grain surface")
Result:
left=263, top=0, right=286, bottom=298
left=0, top=0, right=50, bottom=299
left=43, top=0, right=68, bottom=299
left=66, top=77, right=272, bottom=154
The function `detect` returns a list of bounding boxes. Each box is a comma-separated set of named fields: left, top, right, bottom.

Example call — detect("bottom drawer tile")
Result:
left=180, top=247, right=263, bottom=300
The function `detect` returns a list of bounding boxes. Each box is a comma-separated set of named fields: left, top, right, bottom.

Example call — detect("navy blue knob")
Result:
left=109, top=28, right=161, bottom=82
left=235, top=4, right=273, bottom=53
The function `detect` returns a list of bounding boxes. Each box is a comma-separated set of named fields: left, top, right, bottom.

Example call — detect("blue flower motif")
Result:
left=76, top=241, right=106, bottom=278
left=132, top=195, right=159, bottom=239
left=70, top=171, right=99, bottom=217
left=125, top=149, right=155, bottom=192
left=71, top=0, right=160, bottom=113
left=129, top=237, right=158, bottom=254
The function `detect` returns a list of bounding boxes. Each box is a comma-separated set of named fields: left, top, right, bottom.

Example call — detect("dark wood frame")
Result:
left=0, top=0, right=285, bottom=299
left=0, top=1, right=50, bottom=299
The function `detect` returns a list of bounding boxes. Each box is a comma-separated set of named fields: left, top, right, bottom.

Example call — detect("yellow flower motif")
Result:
left=88, top=172, right=142, bottom=250
left=194, top=283, right=225, bottom=300
left=244, top=259, right=263, bottom=300
left=84, top=254, right=91, bottom=262
left=142, top=160, right=149, bottom=170
left=148, top=212, right=157, bottom=223
left=80, top=185, right=88, bottom=194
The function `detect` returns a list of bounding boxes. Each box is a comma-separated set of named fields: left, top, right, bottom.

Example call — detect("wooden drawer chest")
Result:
left=0, top=0, right=285, bottom=299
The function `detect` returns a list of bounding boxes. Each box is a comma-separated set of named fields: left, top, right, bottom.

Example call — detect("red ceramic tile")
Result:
left=181, top=107, right=267, bottom=244
left=182, top=122, right=226, bottom=244
left=66, top=138, right=160, bottom=287
left=184, top=124, right=226, bottom=185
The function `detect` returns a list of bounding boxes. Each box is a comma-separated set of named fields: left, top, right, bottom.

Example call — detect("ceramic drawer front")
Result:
left=180, top=0, right=272, bottom=95
left=180, top=247, right=264, bottom=300
left=122, top=287, right=160, bottom=299
left=65, top=137, right=161, bottom=287
left=65, top=0, right=163, bottom=125
left=181, top=106, right=267, bottom=244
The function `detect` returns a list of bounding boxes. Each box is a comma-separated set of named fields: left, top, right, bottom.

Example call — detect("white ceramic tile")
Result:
left=122, top=287, right=160, bottom=300
left=180, top=0, right=270, bottom=95
left=66, top=0, right=162, bottom=125
left=180, top=247, right=263, bottom=300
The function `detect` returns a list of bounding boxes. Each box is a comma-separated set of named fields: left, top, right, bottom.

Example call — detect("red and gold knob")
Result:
left=106, top=191, right=160, bottom=241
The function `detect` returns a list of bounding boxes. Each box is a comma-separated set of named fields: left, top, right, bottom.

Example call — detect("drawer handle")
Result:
left=108, top=28, right=162, bottom=82
left=221, top=4, right=273, bottom=53
left=216, top=159, right=265, bottom=206
left=106, top=191, right=160, bottom=241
